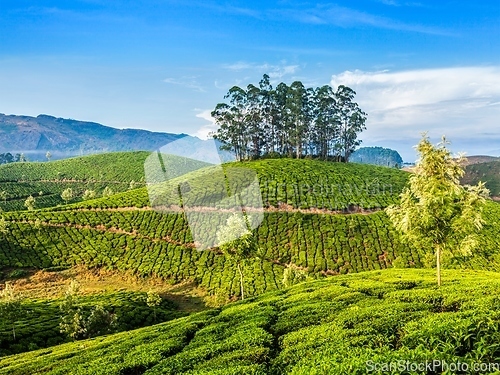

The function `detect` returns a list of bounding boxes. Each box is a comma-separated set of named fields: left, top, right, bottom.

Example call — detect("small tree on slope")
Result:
left=0, top=282, right=23, bottom=340
left=385, top=135, right=489, bottom=286
left=216, top=214, right=256, bottom=300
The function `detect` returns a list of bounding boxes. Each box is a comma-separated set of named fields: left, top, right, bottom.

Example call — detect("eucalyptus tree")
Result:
left=258, top=74, right=276, bottom=154
left=24, top=195, right=35, bottom=211
left=312, top=85, right=340, bottom=159
left=211, top=86, right=250, bottom=161
left=0, top=282, right=24, bottom=340
left=285, top=81, right=311, bottom=158
left=216, top=214, right=256, bottom=300
left=211, top=75, right=367, bottom=161
left=273, top=82, right=290, bottom=156
left=245, top=83, right=264, bottom=158
left=335, top=85, right=367, bottom=162
left=0, top=191, right=7, bottom=204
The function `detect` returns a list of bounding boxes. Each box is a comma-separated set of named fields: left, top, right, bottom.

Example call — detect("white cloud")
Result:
left=164, top=76, right=205, bottom=92
left=222, top=61, right=300, bottom=81
left=278, top=5, right=453, bottom=36
left=192, top=109, right=217, bottom=139
left=331, top=66, right=500, bottom=159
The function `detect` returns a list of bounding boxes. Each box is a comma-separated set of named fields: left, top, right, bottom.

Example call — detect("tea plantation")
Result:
left=0, top=290, right=184, bottom=356
left=0, top=152, right=152, bottom=212
left=1, top=269, right=500, bottom=374
left=1, top=157, right=500, bottom=299
left=1, top=154, right=408, bottom=212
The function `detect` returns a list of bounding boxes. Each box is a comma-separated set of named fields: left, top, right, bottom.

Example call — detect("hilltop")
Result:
left=1, top=268, right=500, bottom=374
left=459, top=155, right=499, bottom=166
left=463, top=160, right=500, bottom=198
left=0, top=114, right=184, bottom=160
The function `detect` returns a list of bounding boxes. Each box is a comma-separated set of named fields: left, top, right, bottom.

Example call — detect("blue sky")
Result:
left=0, top=0, right=499, bottom=161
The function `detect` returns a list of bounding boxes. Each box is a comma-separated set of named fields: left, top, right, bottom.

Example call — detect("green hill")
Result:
left=463, top=160, right=500, bottom=198
left=48, top=157, right=410, bottom=211
left=1, top=268, right=500, bottom=374
left=0, top=152, right=150, bottom=211
left=1, top=158, right=499, bottom=300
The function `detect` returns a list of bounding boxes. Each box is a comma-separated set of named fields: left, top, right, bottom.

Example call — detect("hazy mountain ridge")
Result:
left=0, top=114, right=185, bottom=159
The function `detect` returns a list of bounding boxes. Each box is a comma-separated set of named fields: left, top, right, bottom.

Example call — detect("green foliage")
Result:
left=0, top=289, right=183, bottom=356
left=0, top=282, right=24, bottom=340
left=282, top=264, right=308, bottom=287
left=61, top=188, right=73, bottom=204
left=82, top=189, right=96, bottom=201
left=102, top=186, right=114, bottom=198
left=59, top=280, right=117, bottom=340
left=386, top=135, right=490, bottom=286
left=217, top=214, right=257, bottom=300
left=24, top=195, right=35, bottom=211
left=1, top=269, right=500, bottom=374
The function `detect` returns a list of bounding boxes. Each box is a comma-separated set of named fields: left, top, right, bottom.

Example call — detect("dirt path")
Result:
left=57, top=204, right=383, bottom=215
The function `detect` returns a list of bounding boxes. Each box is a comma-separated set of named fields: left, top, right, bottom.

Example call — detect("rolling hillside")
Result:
left=463, top=160, right=500, bottom=198
left=1, top=268, right=500, bottom=374
left=0, top=152, right=149, bottom=212
left=1, top=157, right=499, bottom=300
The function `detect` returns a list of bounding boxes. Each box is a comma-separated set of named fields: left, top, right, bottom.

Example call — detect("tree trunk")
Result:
left=12, top=325, right=15, bottom=340
left=436, top=245, right=441, bottom=287
left=237, top=263, right=244, bottom=300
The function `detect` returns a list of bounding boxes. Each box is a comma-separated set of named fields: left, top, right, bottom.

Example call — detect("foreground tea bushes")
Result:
left=1, top=269, right=500, bottom=374
left=0, top=291, right=184, bottom=356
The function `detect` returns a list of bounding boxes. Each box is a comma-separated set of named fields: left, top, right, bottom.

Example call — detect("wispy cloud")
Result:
left=222, top=61, right=300, bottom=80
left=278, top=5, right=455, bottom=36
left=190, top=2, right=449, bottom=36
left=163, top=76, right=205, bottom=92
left=13, top=6, right=136, bottom=24
left=375, top=0, right=424, bottom=7
left=330, top=66, right=500, bottom=158
left=254, top=45, right=349, bottom=56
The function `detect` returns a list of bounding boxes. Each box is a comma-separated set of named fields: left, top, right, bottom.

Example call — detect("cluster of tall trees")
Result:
left=210, top=74, right=367, bottom=162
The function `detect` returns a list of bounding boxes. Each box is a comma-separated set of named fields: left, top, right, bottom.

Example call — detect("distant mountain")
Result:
left=458, top=155, right=500, bottom=166
left=0, top=113, right=186, bottom=160
left=350, top=146, right=403, bottom=168
left=462, top=160, right=500, bottom=198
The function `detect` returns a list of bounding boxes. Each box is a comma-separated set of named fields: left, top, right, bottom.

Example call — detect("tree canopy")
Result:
left=386, top=135, right=489, bottom=286
left=211, top=74, right=367, bottom=162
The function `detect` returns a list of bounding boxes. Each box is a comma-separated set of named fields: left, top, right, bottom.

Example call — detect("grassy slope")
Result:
left=1, top=268, right=500, bottom=374
left=463, top=161, right=500, bottom=197
left=50, top=158, right=409, bottom=211
left=0, top=152, right=150, bottom=211
left=2, top=158, right=500, bottom=298
left=0, top=290, right=184, bottom=356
